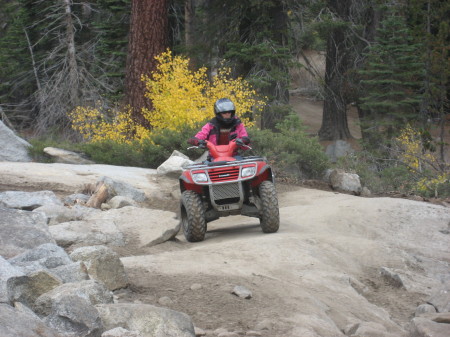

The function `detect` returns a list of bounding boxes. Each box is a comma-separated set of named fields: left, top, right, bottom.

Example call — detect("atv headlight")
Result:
left=192, top=172, right=208, bottom=183
left=241, top=166, right=256, bottom=178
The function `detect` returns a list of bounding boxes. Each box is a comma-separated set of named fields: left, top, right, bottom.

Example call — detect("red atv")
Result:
left=179, top=139, right=279, bottom=242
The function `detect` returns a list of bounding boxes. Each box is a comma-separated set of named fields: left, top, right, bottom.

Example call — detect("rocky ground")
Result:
left=1, top=163, right=448, bottom=336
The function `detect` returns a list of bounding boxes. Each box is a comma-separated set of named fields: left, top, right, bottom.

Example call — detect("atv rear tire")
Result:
left=181, top=190, right=206, bottom=242
left=259, top=180, right=280, bottom=233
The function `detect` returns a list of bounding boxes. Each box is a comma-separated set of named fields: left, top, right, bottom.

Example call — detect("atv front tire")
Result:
left=181, top=190, right=206, bottom=242
left=259, top=180, right=280, bottom=233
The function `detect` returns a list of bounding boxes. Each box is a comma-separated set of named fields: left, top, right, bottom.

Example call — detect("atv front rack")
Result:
left=186, top=156, right=267, bottom=169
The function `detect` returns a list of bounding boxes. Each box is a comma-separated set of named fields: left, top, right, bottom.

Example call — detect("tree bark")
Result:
left=125, top=0, right=168, bottom=126
left=185, top=0, right=195, bottom=51
left=63, top=0, right=80, bottom=107
left=318, top=0, right=353, bottom=141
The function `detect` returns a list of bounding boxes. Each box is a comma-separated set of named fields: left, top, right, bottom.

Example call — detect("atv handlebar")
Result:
left=187, top=139, right=252, bottom=151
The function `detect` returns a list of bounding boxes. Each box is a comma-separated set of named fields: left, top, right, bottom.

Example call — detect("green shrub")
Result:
left=28, top=114, right=329, bottom=181
left=249, top=114, right=329, bottom=179
left=78, top=122, right=203, bottom=168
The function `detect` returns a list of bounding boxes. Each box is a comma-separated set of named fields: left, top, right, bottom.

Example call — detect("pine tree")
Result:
left=358, top=5, right=424, bottom=142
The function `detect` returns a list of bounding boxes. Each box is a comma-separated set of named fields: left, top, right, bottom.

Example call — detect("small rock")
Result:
left=158, top=296, right=173, bottom=306
left=380, top=267, right=405, bottom=288
left=246, top=331, right=262, bottom=336
left=254, top=319, right=273, bottom=330
left=191, top=283, right=202, bottom=290
left=101, top=203, right=112, bottom=210
left=415, top=304, right=437, bottom=316
left=214, top=328, right=228, bottom=335
left=361, top=186, right=371, bottom=197
left=194, top=326, right=206, bottom=336
left=232, top=285, right=252, bottom=299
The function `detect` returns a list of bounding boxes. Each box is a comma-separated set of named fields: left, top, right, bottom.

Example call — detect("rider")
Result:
left=188, top=98, right=250, bottom=158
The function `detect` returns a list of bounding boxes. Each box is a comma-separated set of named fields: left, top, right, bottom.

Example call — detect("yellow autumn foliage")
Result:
left=142, top=49, right=264, bottom=130
left=395, top=124, right=449, bottom=196
left=69, top=49, right=264, bottom=143
left=68, top=105, right=147, bottom=143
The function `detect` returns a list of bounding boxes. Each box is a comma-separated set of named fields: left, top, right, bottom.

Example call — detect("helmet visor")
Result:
left=215, top=101, right=235, bottom=113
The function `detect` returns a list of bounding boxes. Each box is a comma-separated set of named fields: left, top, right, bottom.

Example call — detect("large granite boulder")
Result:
left=0, top=207, right=55, bottom=259
left=96, top=303, right=195, bottom=337
left=70, top=246, right=128, bottom=291
left=0, top=303, right=61, bottom=337
left=0, top=120, right=32, bottom=162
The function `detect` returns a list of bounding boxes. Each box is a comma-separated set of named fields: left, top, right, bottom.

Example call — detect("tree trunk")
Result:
left=64, top=0, right=80, bottom=107
left=318, top=0, right=353, bottom=141
left=125, top=0, right=168, bottom=126
left=185, top=0, right=195, bottom=51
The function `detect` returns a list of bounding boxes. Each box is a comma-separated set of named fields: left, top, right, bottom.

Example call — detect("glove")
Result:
left=187, top=137, right=199, bottom=145
left=242, top=136, right=250, bottom=145
left=198, top=139, right=206, bottom=148
left=228, top=133, right=238, bottom=141
left=235, top=138, right=244, bottom=146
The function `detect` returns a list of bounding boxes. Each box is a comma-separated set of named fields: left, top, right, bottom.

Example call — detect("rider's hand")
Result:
left=198, top=139, right=207, bottom=148
left=235, top=138, right=244, bottom=146
left=229, top=133, right=238, bottom=141
left=188, top=137, right=199, bottom=146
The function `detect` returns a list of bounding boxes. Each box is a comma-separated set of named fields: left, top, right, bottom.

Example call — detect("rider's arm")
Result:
left=188, top=123, right=214, bottom=145
left=194, top=123, right=213, bottom=141
left=236, top=124, right=250, bottom=145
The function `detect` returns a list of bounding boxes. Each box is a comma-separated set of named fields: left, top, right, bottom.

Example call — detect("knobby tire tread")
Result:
left=181, top=190, right=206, bottom=242
left=259, top=181, right=280, bottom=233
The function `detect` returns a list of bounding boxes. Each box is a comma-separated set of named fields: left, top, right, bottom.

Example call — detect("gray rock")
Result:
left=415, top=304, right=437, bottom=317
left=190, top=283, right=202, bottom=291
left=329, top=169, right=362, bottom=195
left=43, top=147, right=95, bottom=165
left=344, top=321, right=396, bottom=337
left=49, top=219, right=125, bottom=249
left=70, top=246, right=128, bottom=291
left=0, top=207, right=55, bottom=258
left=325, top=140, right=354, bottom=163
left=98, top=176, right=147, bottom=203
left=0, top=256, right=25, bottom=303
left=35, top=280, right=113, bottom=316
left=8, top=243, right=72, bottom=274
left=102, top=327, right=143, bottom=337
left=410, top=316, right=450, bottom=337
left=7, top=270, right=62, bottom=309
left=64, top=193, right=91, bottom=205
left=157, top=150, right=193, bottom=178
left=0, top=303, right=61, bottom=337
left=420, top=312, right=450, bottom=323
left=107, top=196, right=137, bottom=209
left=89, top=206, right=180, bottom=248
left=96, top=303, right=195, bottom=337
left=0, top=120, right=32, bottom=162
left=232, top=285, right=252, bottom=299
left=361, top=186, right=372, bottom=197
left=0, top=190, right=63, bottom=210
left=194, top=327, right=206, bottom=336
left=158, top=296, right=173, bottom=306
left=380, top=267, right=405, bottom=289
left=33, top=204, right=84, bottom=225
left=427, top=287, right=450, bottom=313
left=50, top=261, right=90, bottom=283
left=43, top=294, right=103, bottom=337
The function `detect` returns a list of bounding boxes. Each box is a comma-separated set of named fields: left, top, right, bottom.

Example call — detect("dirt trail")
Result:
left=118, top=187, right=450, bottom=337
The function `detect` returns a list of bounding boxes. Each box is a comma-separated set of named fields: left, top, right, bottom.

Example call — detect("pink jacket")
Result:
left=194, top=117, right=249, bottom=145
